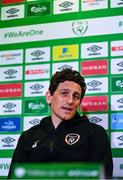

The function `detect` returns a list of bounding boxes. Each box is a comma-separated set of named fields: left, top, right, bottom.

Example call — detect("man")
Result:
left=8, top=68, right=113, bottom=178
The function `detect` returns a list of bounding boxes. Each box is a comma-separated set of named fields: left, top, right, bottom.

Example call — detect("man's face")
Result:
left=46, top=81, right=82, bottom=122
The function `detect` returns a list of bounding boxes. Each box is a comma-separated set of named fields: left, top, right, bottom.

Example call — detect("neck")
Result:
left=51, top=112, right=80, bottom=129
left=51, top=114, right=62, bottom=129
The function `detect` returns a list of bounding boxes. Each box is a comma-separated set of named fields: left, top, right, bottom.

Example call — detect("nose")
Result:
left=67, top=95, right=74, bottom=104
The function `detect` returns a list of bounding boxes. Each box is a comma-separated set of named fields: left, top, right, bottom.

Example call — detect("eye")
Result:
left=60, top=91, right=68, bottom=97
left=73, top=94, right=81, bottom=100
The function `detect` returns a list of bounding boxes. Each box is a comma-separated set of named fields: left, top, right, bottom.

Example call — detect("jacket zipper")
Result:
left=50, top=141, right=54, bottom=152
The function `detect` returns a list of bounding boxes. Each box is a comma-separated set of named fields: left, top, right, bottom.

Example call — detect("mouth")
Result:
left=62, top=107, right=73, bottom=112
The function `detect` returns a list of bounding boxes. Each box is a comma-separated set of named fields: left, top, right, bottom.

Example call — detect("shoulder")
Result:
left=81, top=115, right=108, bottom=136
left=21, top=116, right=50, bottom=137
left=88, top=122, right=109, bottom=144
left=15, top=116, right=51, bottom=148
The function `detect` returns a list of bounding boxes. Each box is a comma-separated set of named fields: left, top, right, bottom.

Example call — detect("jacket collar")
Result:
left=40, top=112, right=89, bottom=129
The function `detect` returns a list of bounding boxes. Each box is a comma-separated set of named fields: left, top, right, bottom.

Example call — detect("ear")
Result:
left=46, top=90, right=52, bottom=105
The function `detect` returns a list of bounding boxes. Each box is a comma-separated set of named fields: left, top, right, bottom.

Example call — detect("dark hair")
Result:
left=49, top=68, right=86, bottom=99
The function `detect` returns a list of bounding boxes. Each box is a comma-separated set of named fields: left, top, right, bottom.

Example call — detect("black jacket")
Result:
left=8, top=113, right=113, bottom=178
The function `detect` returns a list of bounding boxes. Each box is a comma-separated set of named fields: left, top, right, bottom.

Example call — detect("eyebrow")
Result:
left=60, top=89, right=81, bottom=94
left=60, top=88, right=70, bottom=91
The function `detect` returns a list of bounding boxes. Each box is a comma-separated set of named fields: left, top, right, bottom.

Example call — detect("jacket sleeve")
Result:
left=88, top=124, right=113, bottom=179
left=8, top=132, right=28, bottom=178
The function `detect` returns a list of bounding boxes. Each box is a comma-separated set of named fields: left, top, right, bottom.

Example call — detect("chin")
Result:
left=60, top=111, right=75, bottom=121
left=62, top=115, right=73, bottom=121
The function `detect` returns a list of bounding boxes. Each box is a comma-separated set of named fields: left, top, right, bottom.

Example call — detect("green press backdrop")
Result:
left=0, top=0, right=123, bottom=178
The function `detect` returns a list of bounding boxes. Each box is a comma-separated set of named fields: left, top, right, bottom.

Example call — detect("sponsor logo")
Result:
left=82, top=96, right=108, bottom=112
left=31, top=50, right=44, bottom=57
left=111, top=59, right=123, bottom=74
left=26, top=68, right=48, bottom=75
left=89, top=116, right=102, bottom=123
left=118, top=20, right=123, bottom=28
left=0, top=66, right=22, bottom=82
left=111, top=41, right=123, bottom=56
left=0, top=117, right=21, bottom=132
left=65, top=133, right=80, bottom=145
left=23, top=116, right=42, bottom=131
left=0, top=49, right=23, bottom=65
left=29, top=83, right=44, bottom=94
left=26, top=69, right=46, bottom=75
left=82, top=0, right=106, bottom=5
left=54, top=0, right=79, bottom=14
left=30, top=84, right=44, bottom=92
left=24, top=81, right=49, bottom=97
left=0, top=100, right=22, bottom=115
left=111, top=95, right=123, bottom=111
left=111, top=113, right=123, bottom=130
left=32, top=140, right=40, bottom=148
left=2, top=0, right=24, bottom=4
left=113, top=158, right=123, bottom=177
left=1, top=5, right=24, bottom=20
left=117, top=135, right=123, bottom=146
left=2, top=137, right=15, bottom=147
left=58, top=65, right=73, bottom=70
left=29, top=118, right=41, bottom=126
left=81, top=42, right=108, bottom=58
left=28, top=102, right=45, bottom=110
left=3, top=102, right=16, bottom=112
left=53, top=44, right=79, bottom=61
left=87, top=45, right=102, bottom=52
left=117, top=135, right=123, bottom=145
left=59, top=1, right=74, bottom=8
left=111, top=132, right=123, bottom=148
left=0, top=83, right=22, bottom=98
left=6, top=8, right=19, bottom=15
left=82, top=0, right=108, bottom=11
left=0, top=135, right=20, bottom=149
left=117, top=61, right=123, bottom=67
left=25, top=64, right=50, bottom=80
left=118, top=98, right=123, bottom=104
left=112, top=46, right=123, bottom=51
left=111, top=76, right=123, bottom=92
left=87, top=80, right=102, bottom=87
left=81, top=60, right=108, bottom=76
left=120, top=163, right=123, bottom=169
left=25, top=47, right=50, bottom=63
left=118, top=0, right=123, bottom=5
left=27, top=2, right=51, bottom=17
left=0, top=158, right=11, bottom=177
left=87, top=113, right=108, bottom=129
left=24, top=98, right=49, bottom=115
left=72, top=20, right=88, bottom=36
left=52, top=61, right=78, bottom=74
left=111, top=0, right=123, bottom=8
left=85, top=77, right=108, bottom=94
left=4, top=68, right=17, bottom=78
